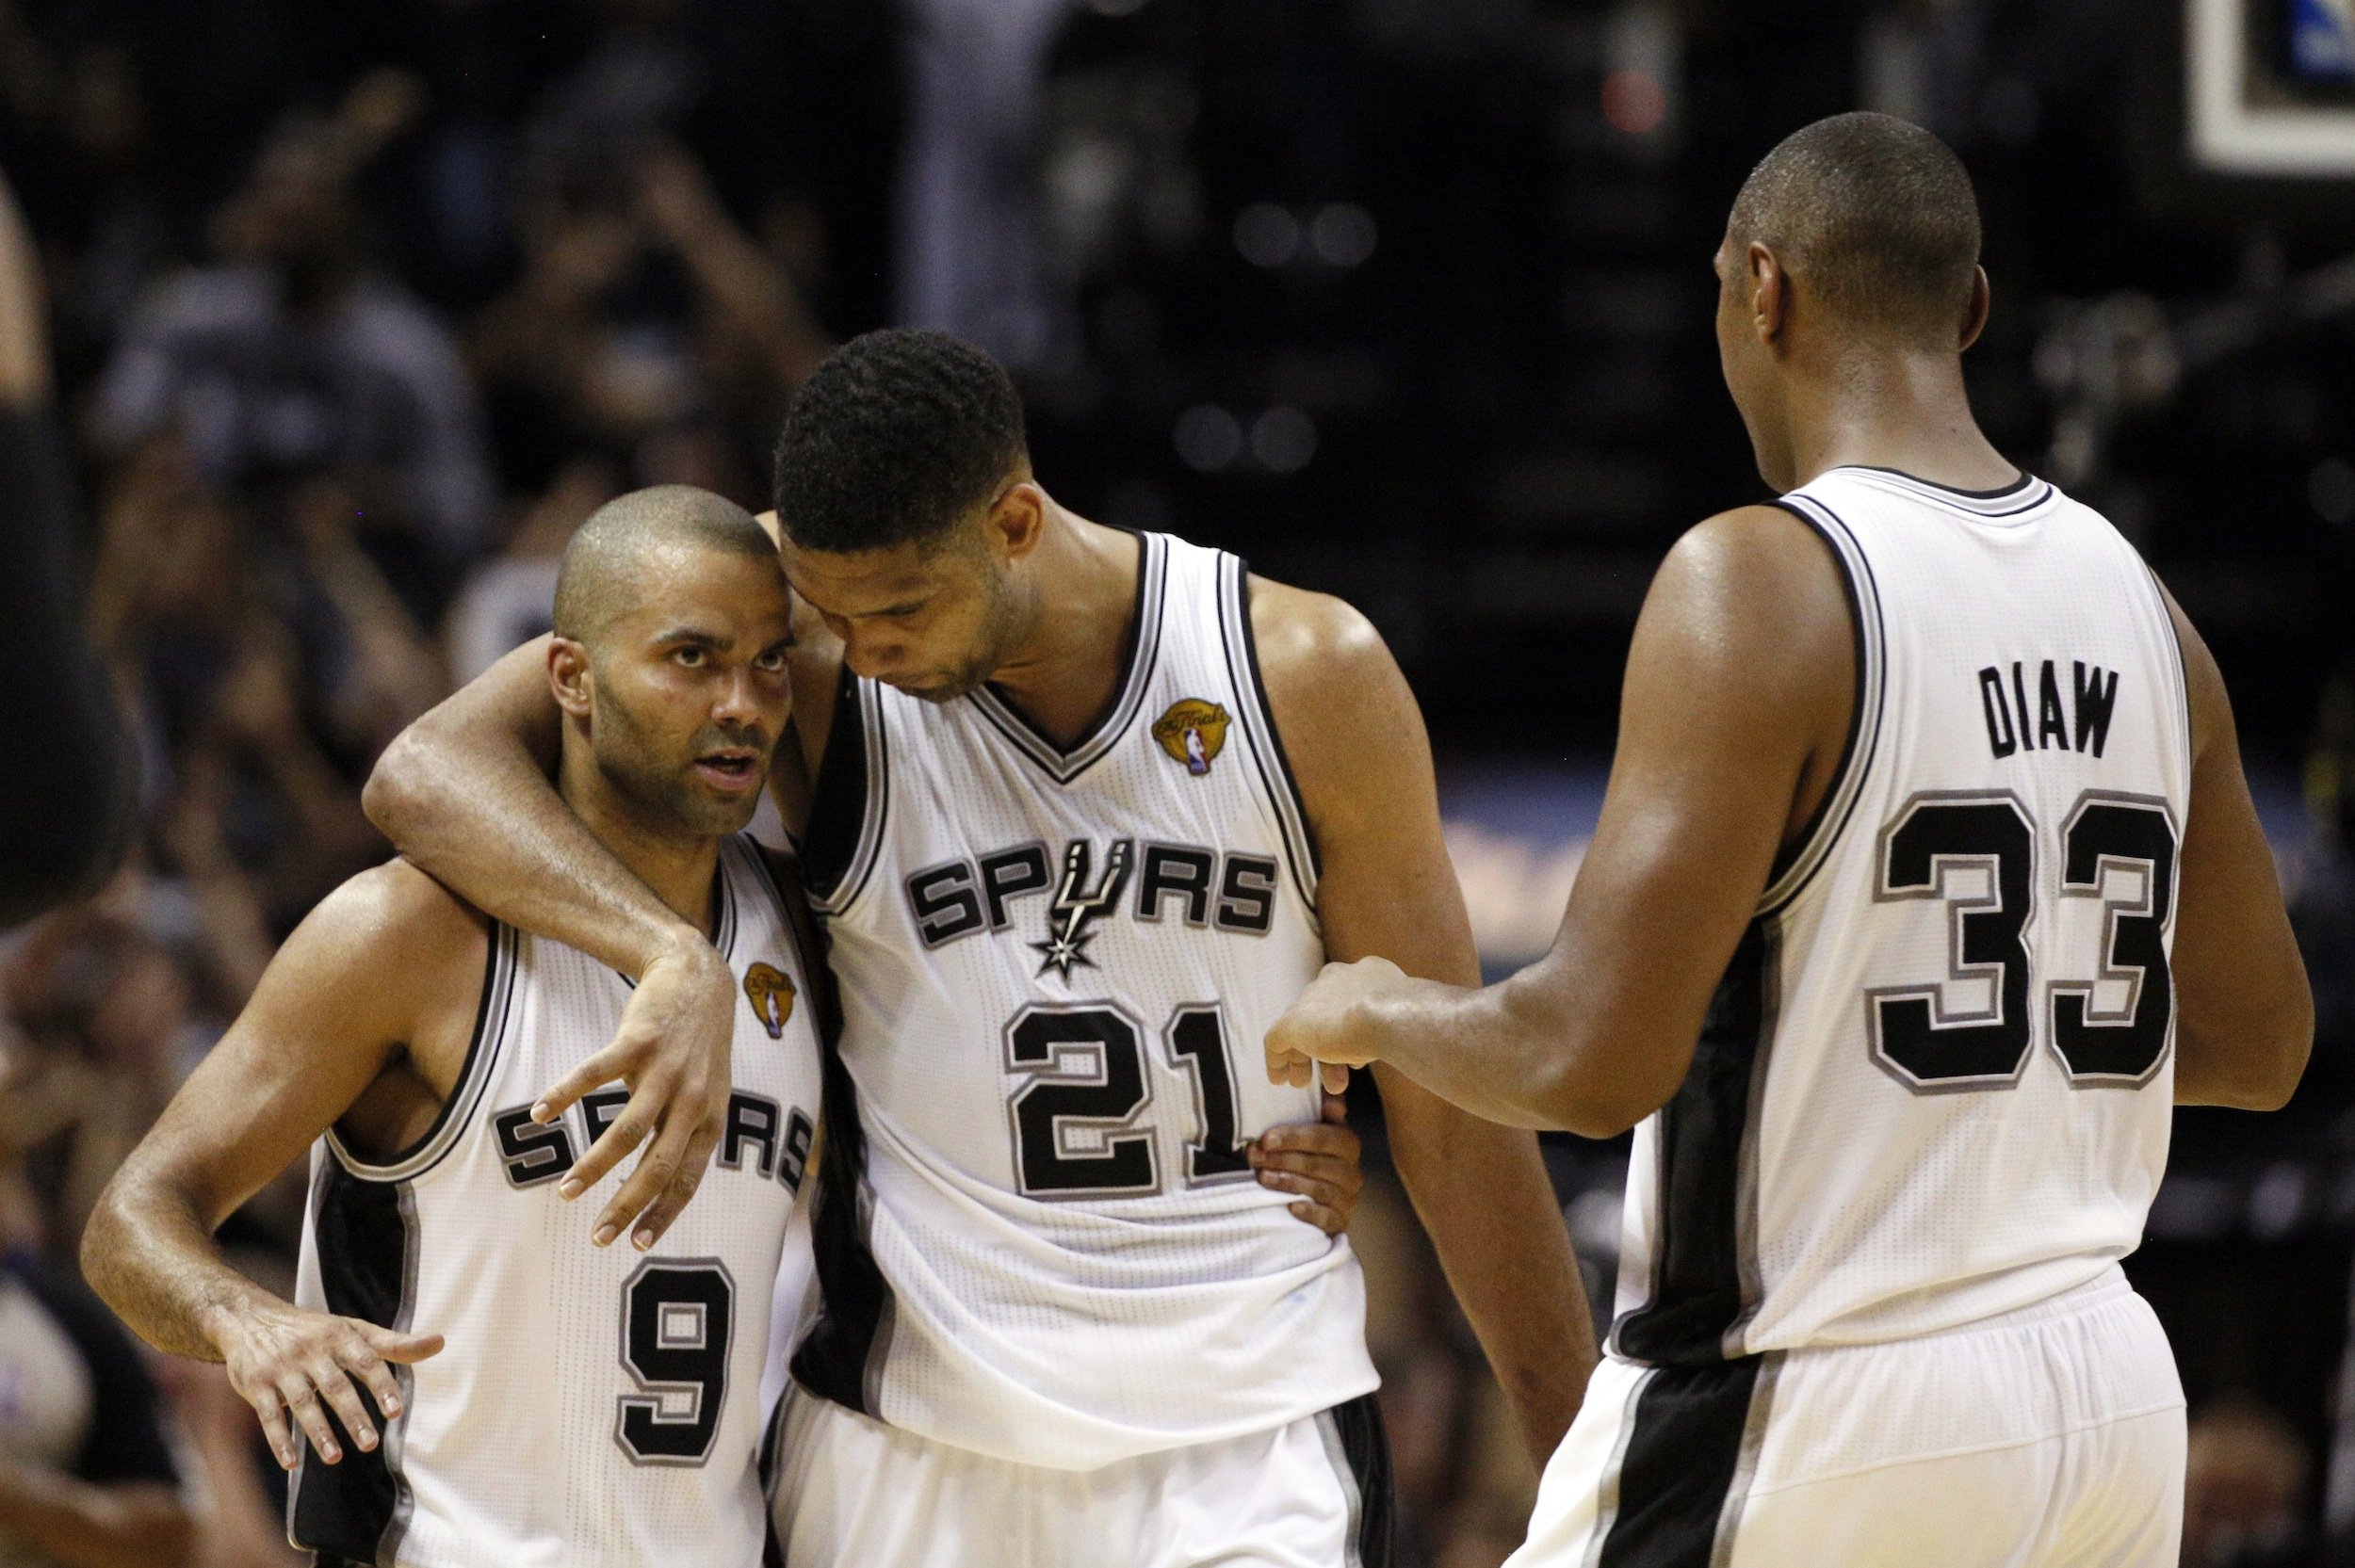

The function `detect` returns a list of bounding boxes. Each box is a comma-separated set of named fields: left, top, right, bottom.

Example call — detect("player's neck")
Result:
left=1781, top=350, right=2019, bottom=493
left=984, top=509, right=1144, bottom=748
left=558, top=760, right=724, bottom=940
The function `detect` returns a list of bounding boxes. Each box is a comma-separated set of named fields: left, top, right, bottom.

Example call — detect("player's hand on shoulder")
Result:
left=1251, top=1094, right=1364, bottom=1237
left=205, top=1296, right=442, bottom=1472
left=530, top=941, right=736, bottom=1253
left=1265, top=955, right=1410, bottom=1091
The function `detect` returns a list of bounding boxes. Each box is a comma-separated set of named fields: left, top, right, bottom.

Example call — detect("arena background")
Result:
left=2, top=1, right=2352, bottom=1562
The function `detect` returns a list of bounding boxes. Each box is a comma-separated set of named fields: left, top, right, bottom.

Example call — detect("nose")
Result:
left=712, top=666, right=763, bottom=728
left=840, top=627, right=904, bottom=683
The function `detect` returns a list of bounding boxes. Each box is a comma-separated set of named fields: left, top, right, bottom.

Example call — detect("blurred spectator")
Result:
left=93, top=73, right=495, bottom=598
left=0, top=1023, right=193, bottom=1566
left=2187, top=1399, right=2314, bottom=1567
left=446, top=454, right=616, bottom=685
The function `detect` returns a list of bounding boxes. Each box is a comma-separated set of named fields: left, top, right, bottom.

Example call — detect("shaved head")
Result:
left=1727, top=112, right=1981, bottom=348
left=553, top=485, right=779, bottom=649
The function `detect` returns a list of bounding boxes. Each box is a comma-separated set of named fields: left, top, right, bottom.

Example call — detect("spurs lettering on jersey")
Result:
left=289, top=838, right=823, bottom=1567
left=792, top=533, right=1377, bottom=1470
left=1611, top=467, right=2189, bottom=1368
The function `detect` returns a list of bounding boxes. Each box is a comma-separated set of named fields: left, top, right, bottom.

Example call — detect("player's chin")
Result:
left=682, top=769, right=769, bottom=831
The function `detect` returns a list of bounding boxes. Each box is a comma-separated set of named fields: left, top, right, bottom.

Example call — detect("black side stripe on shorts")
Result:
left=1318, top=1392, right=1395, bottom=1568
left=1598, top=1355, right=1767, bottom=1568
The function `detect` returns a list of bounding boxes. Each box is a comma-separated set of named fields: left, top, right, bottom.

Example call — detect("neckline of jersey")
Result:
left=965, top=530, right=1165, bottom=784
left=1830, top=465, right=2055, bottom=520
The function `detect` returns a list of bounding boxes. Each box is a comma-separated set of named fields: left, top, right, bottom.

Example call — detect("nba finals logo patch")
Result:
left=742, top=962, right=796, bottom=1040
left=1151, top=700, right=1229, bottom=777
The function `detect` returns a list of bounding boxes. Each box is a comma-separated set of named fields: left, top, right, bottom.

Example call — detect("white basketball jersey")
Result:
left=788, top=531, right=1376, bottom=1470
left=1611, top=467, right=2189, bottom=1367
left=291, top=838, right=824, bottom=1566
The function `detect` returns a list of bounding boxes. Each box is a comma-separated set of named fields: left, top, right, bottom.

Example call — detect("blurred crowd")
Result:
left=1, top=0, right=2351, bottom=1564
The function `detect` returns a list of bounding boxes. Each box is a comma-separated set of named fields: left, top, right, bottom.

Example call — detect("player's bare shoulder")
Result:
left=1243, top=575, right=1428, bottom=824
left=282, top=859, right=491, bottom=1074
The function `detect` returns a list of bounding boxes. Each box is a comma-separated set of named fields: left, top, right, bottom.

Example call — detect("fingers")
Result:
left=564, top=1091, right=659, bottom=1208
left=1289, top=1197, right=1350, bottom=1236
left=532, top=1041, right=636, bottom=1128
left=1319, top=1060, right=1352, bottom=1095
left=1321, top=1091, right=1349, bottom=1124
left=593, top=1094, right=710, bottom=1251
left=241, top=1384, right=299, bottom=1471
left=628, top=1113, right=721, bottom=1252
left=1265, top=1042, right=1315, bottom=1088
left=308, top=1357, right=380, bottom=1454
left=276, top=1376, right=346, bottom=1465
left=1256, top=1119, right=1361, bottom=1162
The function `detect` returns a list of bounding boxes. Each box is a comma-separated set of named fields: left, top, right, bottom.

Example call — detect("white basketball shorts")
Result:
left=769, top=1385, right=1392, bottom=1567
left=1510, top=1268, right=2185, bottom=1568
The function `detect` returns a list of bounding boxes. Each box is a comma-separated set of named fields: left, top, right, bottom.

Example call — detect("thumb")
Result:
left=363, top=1326, right=447, bottom=1363
left=1318, top=1061, right=1352, bottom=1096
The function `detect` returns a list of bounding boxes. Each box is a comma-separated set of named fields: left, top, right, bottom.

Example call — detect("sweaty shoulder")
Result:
left=284, top=859, right=491, bottom=1053
left=1244, top=575, right=1427, bottom=826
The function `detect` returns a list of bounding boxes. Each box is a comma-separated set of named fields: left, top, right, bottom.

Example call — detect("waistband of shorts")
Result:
left=1911, top=1263, right=2133, bottom=1340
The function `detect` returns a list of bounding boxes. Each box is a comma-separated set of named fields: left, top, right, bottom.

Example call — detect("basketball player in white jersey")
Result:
left=363, top=331, right=1596, bottom=1563
left=82, top=489, right=829, bottom=1566
left=1267, top=113, right=2314, bottom=1566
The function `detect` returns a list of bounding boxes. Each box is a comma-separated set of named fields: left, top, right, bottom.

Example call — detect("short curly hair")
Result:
left=771, top=329, right=1029, bottom=554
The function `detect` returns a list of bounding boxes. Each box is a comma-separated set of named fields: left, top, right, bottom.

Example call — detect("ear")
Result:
left=1957, top=266, right=1991, bottom=353
left=986, top=480, right=1048, bottom=563
left=1747, top=242, right=1787, bottom=347
left=549, top=637, right=594, bottom=719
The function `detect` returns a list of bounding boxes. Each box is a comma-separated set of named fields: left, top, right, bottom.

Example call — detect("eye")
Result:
left=673, top=646, right=706, bottom=668
left=755, top=647, right=789, bottom=672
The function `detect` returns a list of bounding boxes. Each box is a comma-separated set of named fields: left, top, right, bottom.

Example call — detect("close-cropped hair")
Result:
left=1728, top=111, right=1982, bottom=346
left=771, top=328, right=1029, bottom=555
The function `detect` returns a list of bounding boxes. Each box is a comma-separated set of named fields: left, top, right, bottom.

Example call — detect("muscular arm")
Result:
left=1267, top=508, right=1850, bottom=1136
left=2161, top=586, right=2312, bottom=1107
left=0, top=1465, right=189, bottom=1568
left=81, top=865, right=463, bottom=1468
left=1255, top=579, right=1598, bottom=1461
left=363, top=636, right=737, bottom=1246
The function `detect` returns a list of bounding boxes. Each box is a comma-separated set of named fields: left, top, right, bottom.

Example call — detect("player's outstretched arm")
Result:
left=1253, top=578, right=1598, bottom=1461
left=364, top=635, right=735, bottom=1249
left=82, top=865, right=463, bottom=1470
left=2158, top=585, right=2312, bottom=1107
left=1265, top=507, right=1849, bottom=1138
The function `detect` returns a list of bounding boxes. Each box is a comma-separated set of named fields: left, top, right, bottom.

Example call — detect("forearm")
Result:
left=365, top=707, right=704, bottom=978
left=81, top=1174, right=270, bottom=1363
left=0, top=1467, right=190, bottom=1568
left=1382, top=1077, right=1596, bottom=1459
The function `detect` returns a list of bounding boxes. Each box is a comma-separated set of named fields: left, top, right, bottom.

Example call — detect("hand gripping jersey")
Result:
left=789, top=531, right=1377, bottom=1470
left=291, top=838, right=825, bottom=1567
left=1612, top=468, right=2190, bottom=1367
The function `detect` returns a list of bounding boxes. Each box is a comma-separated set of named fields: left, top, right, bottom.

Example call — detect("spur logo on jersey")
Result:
left=905, top=835, right=1280, bottom=973
left=1977, top=658, right=2120, bottom=761
left=741, top=962, right=795, bottom=1039
left=491, top=1091, right=815, bottom=1193
left=1151, top=699, right=1229, bottom=776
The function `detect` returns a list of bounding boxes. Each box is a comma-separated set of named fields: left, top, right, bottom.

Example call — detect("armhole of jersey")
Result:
left=1755, top=496, right=1886, bottom=918
left=2142, top=562, right=2195, bottom=784
left=1216, top=556, right=1322, bottom=914
left=323, top=921, right=518, bottom=1183
left=802, top=665, right=889, bottom=916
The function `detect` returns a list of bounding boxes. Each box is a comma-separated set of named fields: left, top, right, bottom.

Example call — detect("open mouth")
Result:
left=693, top=749, right=762, bottom=792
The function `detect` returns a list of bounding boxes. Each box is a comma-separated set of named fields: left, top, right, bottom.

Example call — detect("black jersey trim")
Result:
left=965, top=531, right=1168, bottom=785
left=1595, top=1354, right=1771, bottom=1567
left=807, top=673, right=891, bottom=917
left=1836, top=464, right=2055, bottom=521
left=1754, top=497, right=1885, bottom=920
left=1216, top=556, right=1322, bottom=914
left=324, top=920, right=518, bottom=1184
left=1317, top=1392, right=1396, bottom=1568
left=1610, top=918, right=1770, bottom=1366
left=289, top=1161, right=421, bottom=1562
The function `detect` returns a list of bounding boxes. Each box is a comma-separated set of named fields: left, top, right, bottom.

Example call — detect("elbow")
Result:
left=2233, top=1011, right=2314, bottom=1114
left=1530, top=1057, right=1673, bottom=1140
left=361, top=725, right=435, bottom=841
